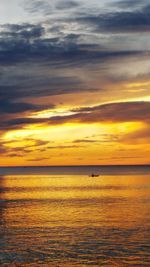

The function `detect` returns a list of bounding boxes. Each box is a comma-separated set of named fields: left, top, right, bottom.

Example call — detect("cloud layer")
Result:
left=0, top=0, right=150, bottom=163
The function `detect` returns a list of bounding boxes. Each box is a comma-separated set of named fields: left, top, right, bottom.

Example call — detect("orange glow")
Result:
left=2, top=174, right=149, bottom=228
left=1, top=117, right=149, bottom=166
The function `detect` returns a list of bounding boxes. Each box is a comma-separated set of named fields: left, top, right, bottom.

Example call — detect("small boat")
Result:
left=89, top=173, right=99, bottom=177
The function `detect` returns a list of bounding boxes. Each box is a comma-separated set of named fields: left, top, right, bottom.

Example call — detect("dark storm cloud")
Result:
left=0, top=25, right=143, bottom=66
left=77, top=3, right=150, bottom=33
left=0, top=20, right=144, bottom=118
left=0, top=23, right=45, bottom=39
left=0, top=96, right=53, bottom=134
left=0, top=98, right=52, bottom=114
left=1, top=23, right=35, bottom=31
left=0, top=76, right=86, bottom=101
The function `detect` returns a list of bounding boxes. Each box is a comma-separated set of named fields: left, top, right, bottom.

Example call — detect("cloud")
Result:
left=46, top=145, right=83, bottom=149
left=113, top=0, right=146, bottom=9
left=1, top=101, right=150, bottom=130
left=1, top=20, right=145, bottom=127
left=0, top=98, right=53, bottom=114
left=0, top=117, right=46, bottom=131
left=0, top=97, right=54, bottom=135
left=122, top=124, right=150, bottom=144
left=56, top=1, right=79, bottom=10
left=68, top=101, right=150, bottom=124
left=76, top=3, right=150, bottom=33
left=24, top=0, right=52, bottom=15
left=0, top=75, right=87, bottom=101
left=0, top=23, right=45, bottom=39
left=0, top=2, right=150, bottom=149
left=73, top=139, right=99, bottom=143
left=0, top=23, right=143, bottom=66
left=73, top=135, right=120, bottom=143
left=0, top=138, right=52, bottom=157
left=27, top=156, right=50, bottom=161
left=0, top=144, right=32, bottom=156
left=25, top=0, right=79, bottom=15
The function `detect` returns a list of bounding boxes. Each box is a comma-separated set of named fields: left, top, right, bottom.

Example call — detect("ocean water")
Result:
left=0, top=166, right=150, bottom=267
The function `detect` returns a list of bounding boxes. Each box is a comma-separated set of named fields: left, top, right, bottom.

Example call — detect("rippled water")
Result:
left=0, top=167, right=150, bottom=266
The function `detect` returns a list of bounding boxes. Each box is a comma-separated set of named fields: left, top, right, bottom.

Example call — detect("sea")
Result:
left=0, top=165, right=150, bottom=267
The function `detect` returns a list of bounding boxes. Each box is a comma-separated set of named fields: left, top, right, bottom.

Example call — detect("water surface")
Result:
left=0, top=166, right=150, bottom=266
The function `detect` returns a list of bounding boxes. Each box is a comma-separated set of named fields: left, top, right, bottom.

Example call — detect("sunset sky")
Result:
left=0, top=0, right=150, bottom=166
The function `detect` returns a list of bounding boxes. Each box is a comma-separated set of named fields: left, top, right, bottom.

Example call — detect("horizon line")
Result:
left=0, top=164, right=150, bottom=168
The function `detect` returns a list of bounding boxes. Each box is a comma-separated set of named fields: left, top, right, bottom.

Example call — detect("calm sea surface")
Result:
left=0, top=166, right=150, bottom=266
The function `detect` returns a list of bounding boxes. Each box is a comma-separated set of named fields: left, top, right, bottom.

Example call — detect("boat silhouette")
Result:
left=89, top=173, right=99, bottom=177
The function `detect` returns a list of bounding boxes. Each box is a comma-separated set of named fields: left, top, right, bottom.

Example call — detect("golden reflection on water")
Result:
left=2, top=174, right=150, bottom=198
left=1, top=174, right=150, bottom=228
left=0, top=173, right=150, bottom=267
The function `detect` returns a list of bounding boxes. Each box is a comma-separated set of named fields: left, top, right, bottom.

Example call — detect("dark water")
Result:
left=0, top=166, right=150, bottom=266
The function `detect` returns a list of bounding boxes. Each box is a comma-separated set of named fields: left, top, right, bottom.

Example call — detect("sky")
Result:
left=0, top=0, right=150, bottom=166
